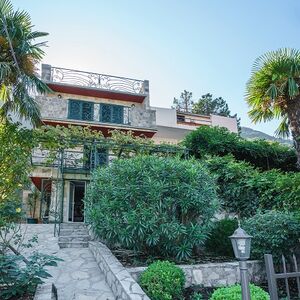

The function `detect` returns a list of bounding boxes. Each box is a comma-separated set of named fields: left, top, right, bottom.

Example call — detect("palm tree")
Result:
left=0, top=0, right=50, bottom=126
left=246, top=48, right=300, bottom=168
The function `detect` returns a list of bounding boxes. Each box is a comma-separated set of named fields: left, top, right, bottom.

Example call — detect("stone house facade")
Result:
left=27, top=64, right=237, bottom=223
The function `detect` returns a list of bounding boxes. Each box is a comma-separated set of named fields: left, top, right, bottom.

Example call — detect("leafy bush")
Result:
left=243, top=211, right=300, bottom=260
left=85, top=156, right=219, bottom=260
left=0, top=253, right=61, bottom=299
left=210, top=284, right=269, bottom=300
left=204, top=155, right=259, bottom=217
left=204, top=155, right=300, bottom=217
left=205, top=218, right=238, bottom=257
left=184, top=126, right=297, bottom=171
left=139, top=261, right=185, bottom=300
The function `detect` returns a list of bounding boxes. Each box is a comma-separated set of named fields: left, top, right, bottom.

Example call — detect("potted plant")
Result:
left=27, top=187, right=40, bottom=224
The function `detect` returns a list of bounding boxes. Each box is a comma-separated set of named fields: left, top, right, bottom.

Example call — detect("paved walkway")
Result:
left=21, top=224, right=115, bottom=300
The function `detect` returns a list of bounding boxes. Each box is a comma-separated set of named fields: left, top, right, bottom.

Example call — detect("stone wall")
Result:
left=89, top=241, right=150, bottom=300
left=35, top=95, right=156, bottom=129
left=130, top=106, right=156, bottom=129
left=128, top=261, right=265, bottom=288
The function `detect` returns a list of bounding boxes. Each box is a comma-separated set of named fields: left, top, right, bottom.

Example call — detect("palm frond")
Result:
left=275, top=115, right=290, bottom=138
left=0, top=0, right=48, bottom=126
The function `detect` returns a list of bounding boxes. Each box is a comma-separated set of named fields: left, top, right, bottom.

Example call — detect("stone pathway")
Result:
left=21, top=224, right=115, bottom=300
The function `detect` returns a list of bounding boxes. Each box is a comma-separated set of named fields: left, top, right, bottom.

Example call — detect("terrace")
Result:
left=41, top=64, right=149, bottom=103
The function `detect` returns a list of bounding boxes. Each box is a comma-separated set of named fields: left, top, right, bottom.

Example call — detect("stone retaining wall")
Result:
left=128, top=261, right=265, bottom=288
left=89, top=241, right=150, bottom=300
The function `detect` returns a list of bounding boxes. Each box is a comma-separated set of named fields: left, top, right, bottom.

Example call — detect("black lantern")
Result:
left=229, top=226, right=252, bottom=261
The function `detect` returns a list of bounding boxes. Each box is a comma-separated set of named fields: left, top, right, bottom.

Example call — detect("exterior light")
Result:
left=229, top=225, right=253, bottom=300
left=229, top=226, right=252, bottom=261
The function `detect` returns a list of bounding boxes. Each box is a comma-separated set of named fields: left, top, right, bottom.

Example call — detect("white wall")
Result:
left=211, top=114, right=238, bottom=133
left=152, top=106, right=177, bottom=127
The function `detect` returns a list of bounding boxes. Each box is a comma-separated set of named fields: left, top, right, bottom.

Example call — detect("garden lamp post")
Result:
left=229, top=226, right=253, bottom=300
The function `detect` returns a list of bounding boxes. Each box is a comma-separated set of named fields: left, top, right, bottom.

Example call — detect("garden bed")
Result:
left=112, top=249, right=235, bottom=268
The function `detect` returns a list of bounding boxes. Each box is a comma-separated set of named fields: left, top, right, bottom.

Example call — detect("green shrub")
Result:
left=204, top=155, right=259, bottom=217
left=139, top=261, right=185, bottom=300
left=243, top=211, right=300, bottom=260
left=85, top=156, right=219, bottom=260
left=0, top=253, right=61, bottom=299
left=205, top=218, right=238, bottom=257
left=184, top=126, right=297, bottom=171
left=204, top=155, right=300, bottom=217
left=210, top=284, right=269, bottom=300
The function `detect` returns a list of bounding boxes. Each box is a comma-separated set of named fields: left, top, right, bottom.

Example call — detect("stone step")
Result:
left=60, top=223, right=86, bottom=230
left=58, top=241, right=89, bottom=248
left=59, top=229, right=88, bottom=236
left=58, top=235, right=90, bottom=243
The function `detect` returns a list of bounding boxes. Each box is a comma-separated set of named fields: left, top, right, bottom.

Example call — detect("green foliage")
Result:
left=210, top=284, right=269, bottom=300
left=192, top=93, right=230, bottom=117
left=34, top=126, right=186, bottom=163
left=0, top=253, right=61, bottom=299
left=243, top=211, right=300, bottom=260
left=0, top=217, right=62, bottom=299
left=184, top=126, right=297, bottom=171
left=0, top=0, right=49, bottom=125
left=246, top=48, right=300, bottom=138
left=205, top=218, right=238, bottom=257
left=85, top=156, right=219, bottom=260
left=0, top=123, right=35, bottom=203
left=191, top=292, right=204, bottom=300
left=139, top=261, right=185, bottom=300
left=204, top=155, right=300, bottom=217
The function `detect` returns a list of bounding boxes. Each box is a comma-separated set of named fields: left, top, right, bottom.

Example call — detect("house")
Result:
left=27, top=64, right=238, bottom=224
left=152, top=107, right=238, bottom=144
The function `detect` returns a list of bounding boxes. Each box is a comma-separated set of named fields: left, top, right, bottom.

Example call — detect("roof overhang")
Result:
left=41, top=118, right=157, bottom=138
left=46, top=82, right=147, bottom=103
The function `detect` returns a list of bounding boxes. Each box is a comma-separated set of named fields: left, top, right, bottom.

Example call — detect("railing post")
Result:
left=264, top=254, right=279, bottom=300
left=41, top=64, right=52, bottom=81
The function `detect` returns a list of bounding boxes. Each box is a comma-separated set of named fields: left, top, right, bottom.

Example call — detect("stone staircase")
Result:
left=58, top=223, right=90, bottom=248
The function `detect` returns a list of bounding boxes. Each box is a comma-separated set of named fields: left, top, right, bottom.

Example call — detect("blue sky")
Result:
left=12, top=0, right=300, bottom=135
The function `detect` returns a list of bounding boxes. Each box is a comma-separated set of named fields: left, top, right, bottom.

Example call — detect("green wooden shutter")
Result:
left=100, top=104, right=112, bottom=123
left=68, top=100, right=81, bottom=120
left=68, top=100, right=94, bottom=121
left=82, top=102, right=94, bottom=121
left=112, top=105, right=124, bottom=124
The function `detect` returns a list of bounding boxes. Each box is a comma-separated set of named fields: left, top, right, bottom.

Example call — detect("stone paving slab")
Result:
left=21, top=225, right=115, bottom=300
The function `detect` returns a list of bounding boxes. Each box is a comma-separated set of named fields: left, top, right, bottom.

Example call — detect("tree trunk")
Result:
left=286, top=97, right=300, bottom=169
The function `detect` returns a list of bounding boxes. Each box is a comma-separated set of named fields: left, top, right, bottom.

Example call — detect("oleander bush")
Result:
left=210, top=284, right=269, bottom=300
left=205, top=218, right=238, bottom=257
left=243, top=211, right=300, bottom=261
left=139, top=261, right=185, bottom=300
left=85, top=155, right=219, bottom=260
left=184, top=126, right=297, bottom=171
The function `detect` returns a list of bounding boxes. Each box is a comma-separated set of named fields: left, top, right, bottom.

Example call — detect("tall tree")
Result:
left=192, top=93, right=241, bottom=133
left=0, top=0, right=49, bottom=126
left=172, top=90, right=193, bottom=113
left=246, top=48, right=300, bottom=168
left=192, top=93, right=231, bottom=116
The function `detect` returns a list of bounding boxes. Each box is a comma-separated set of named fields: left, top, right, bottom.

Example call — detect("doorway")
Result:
left=68, top=181, right=85, bottom=222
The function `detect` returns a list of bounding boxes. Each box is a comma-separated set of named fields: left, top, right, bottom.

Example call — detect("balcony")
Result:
left=41, top=64, right=149, bottom=103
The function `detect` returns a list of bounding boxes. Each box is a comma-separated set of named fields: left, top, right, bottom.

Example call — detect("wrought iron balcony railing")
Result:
left=41, top=64, right=148, bottom=95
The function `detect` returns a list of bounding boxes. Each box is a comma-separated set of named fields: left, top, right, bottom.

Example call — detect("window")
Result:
left=100, top=104, right=124, bottom=124
left=68, top=100, right=94, bottom=121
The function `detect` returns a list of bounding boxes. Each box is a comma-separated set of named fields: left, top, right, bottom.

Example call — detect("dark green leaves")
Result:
left=85, top=156, right=219, bottom=260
